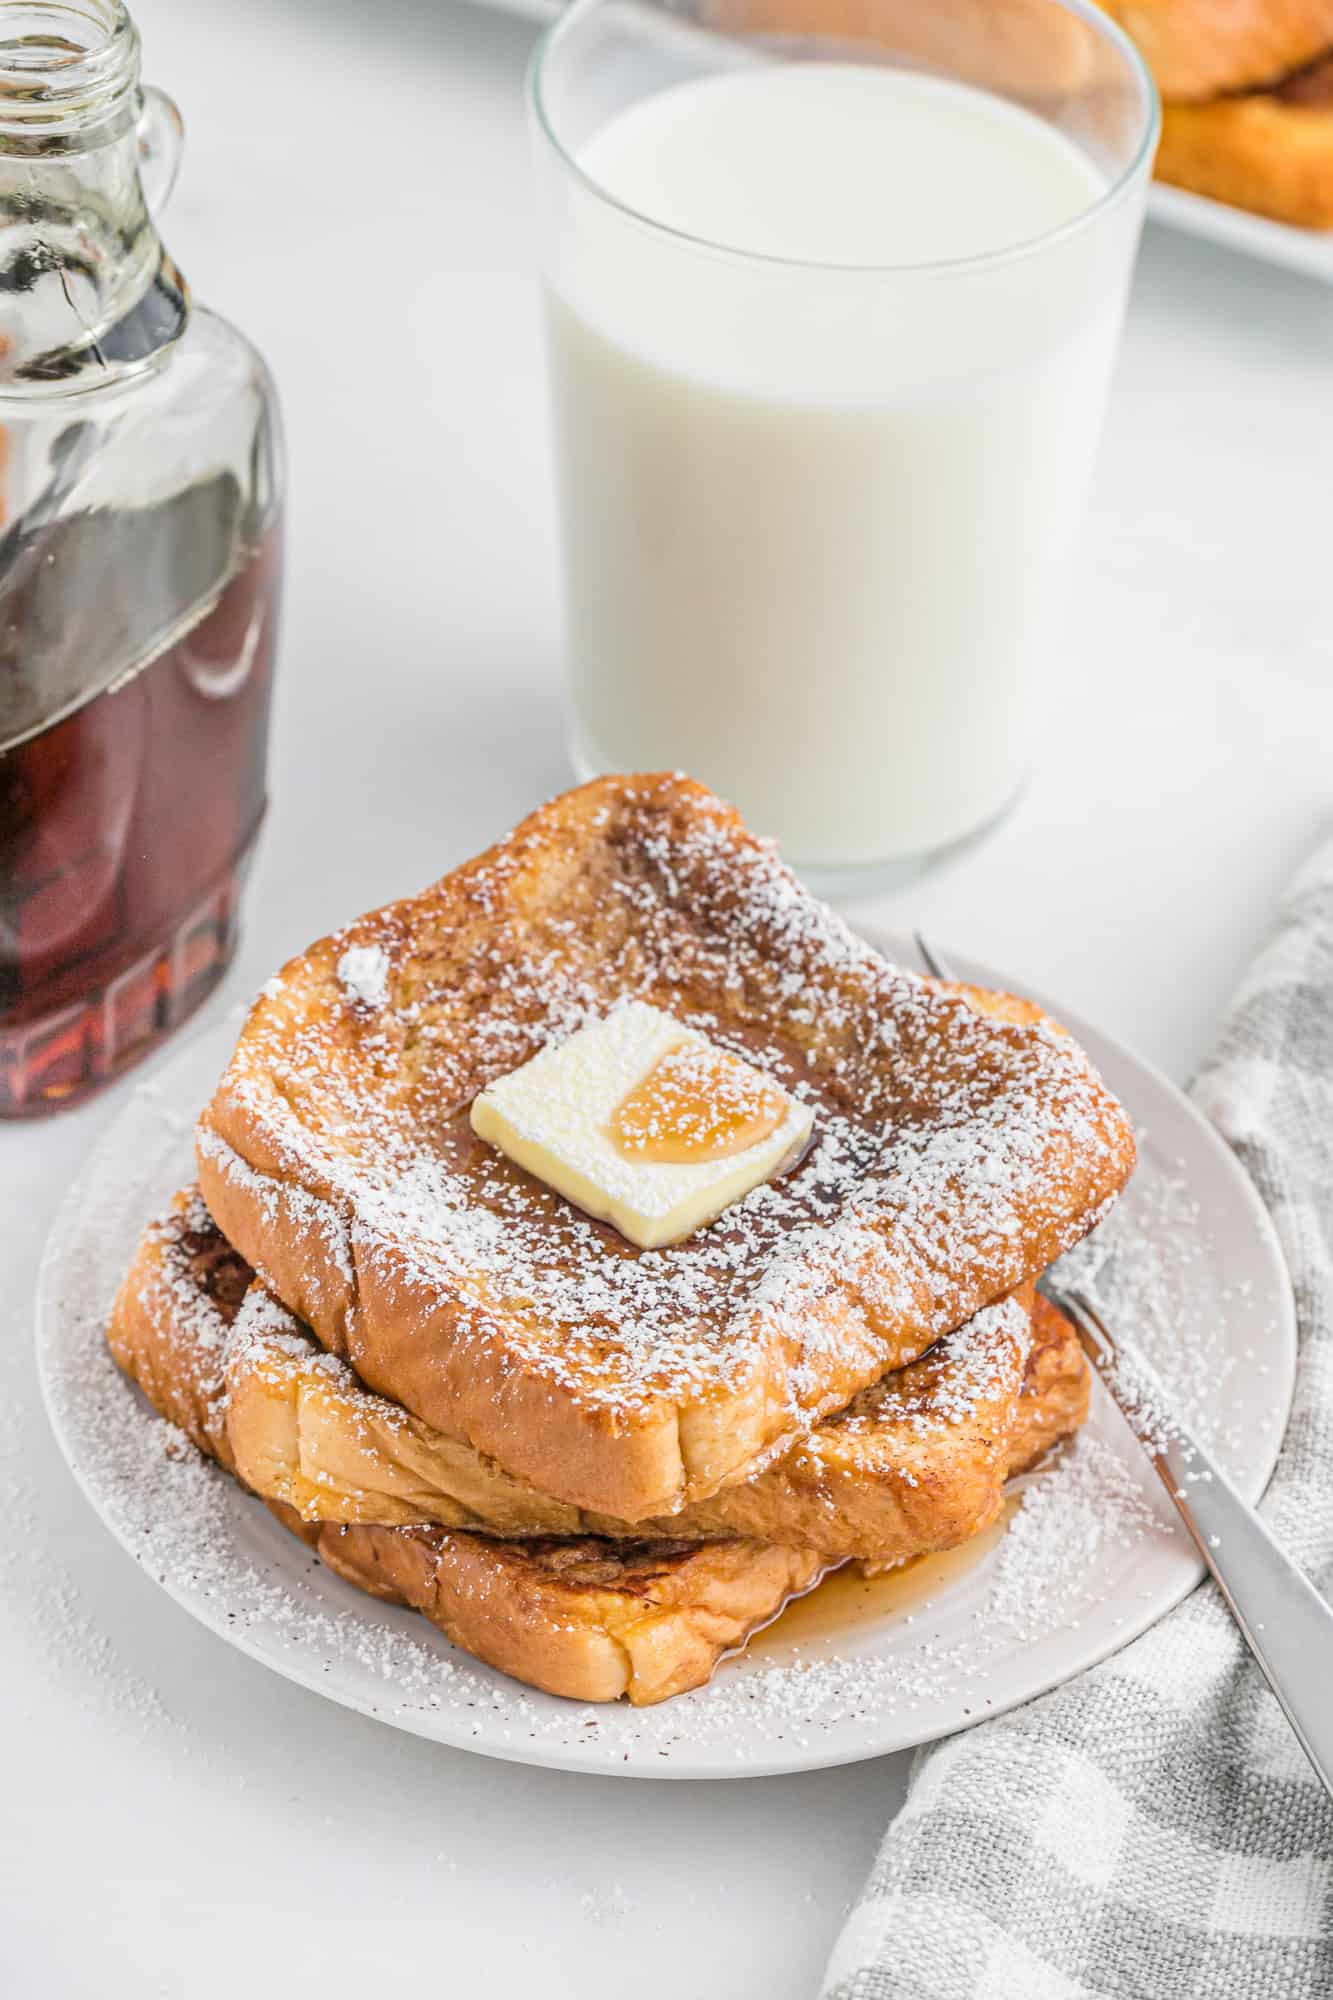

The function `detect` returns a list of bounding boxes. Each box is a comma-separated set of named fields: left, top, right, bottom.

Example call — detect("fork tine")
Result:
left=913, top=930, right=959, bottom=983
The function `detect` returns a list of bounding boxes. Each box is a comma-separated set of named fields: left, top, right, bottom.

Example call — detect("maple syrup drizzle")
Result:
left=607, top=1039, right=788, bottom=1165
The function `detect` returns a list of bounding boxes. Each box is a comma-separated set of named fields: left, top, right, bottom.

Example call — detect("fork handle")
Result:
left=1053, top=1286, right=1333, bottom=1802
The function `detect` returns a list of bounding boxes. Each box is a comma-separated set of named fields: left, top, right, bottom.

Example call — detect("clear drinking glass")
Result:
left=529, top=0, right=1158, bottom=888
left=0, top=0, right=284, bottom=1115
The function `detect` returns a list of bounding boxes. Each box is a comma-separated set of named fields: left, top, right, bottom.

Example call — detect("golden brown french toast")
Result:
left=224, top=1261, right=1070, bottom=1563
left=108, top=1187, right=820, bottom=1703
left=315, top=1530, right=824, bottom=1706
left=108, top=1190, right=248, bottom=1474
left=1101, top=0, right=1333, bottom=100
left=1007, top=1292, right=1091, bottom=1475
left=108, top=1191, right=1088, bottom=1705
left=197, top=775, right=1132, bottom=1522
left=122, top=1190, right=1089, bottom=1567
left=1155, top=52, right=1333, bottom=224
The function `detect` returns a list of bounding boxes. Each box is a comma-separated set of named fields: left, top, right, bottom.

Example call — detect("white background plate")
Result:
left=1146, top=183, right=1333, bottom=285
left=37, top=931, right=1295, bottom=1779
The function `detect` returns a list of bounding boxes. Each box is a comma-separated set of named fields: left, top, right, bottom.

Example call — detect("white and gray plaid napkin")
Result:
left=822, top=840, right=1333, bottom=2000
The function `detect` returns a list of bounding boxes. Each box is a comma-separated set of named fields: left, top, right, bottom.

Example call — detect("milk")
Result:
left=540, top=62, right=1141, bottom=870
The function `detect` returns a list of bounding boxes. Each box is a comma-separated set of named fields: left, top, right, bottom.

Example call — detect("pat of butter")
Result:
left=469, top=1001, right=814, bottom=1249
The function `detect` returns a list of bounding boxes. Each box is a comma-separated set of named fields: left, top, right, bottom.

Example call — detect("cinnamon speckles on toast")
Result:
left=197, top=775, right=1134, bottom=1521
left=107, top=1191, right=1089, bottom=1706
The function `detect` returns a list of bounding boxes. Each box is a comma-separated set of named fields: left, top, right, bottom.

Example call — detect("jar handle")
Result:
left=137, top=85, right=185, bottom=216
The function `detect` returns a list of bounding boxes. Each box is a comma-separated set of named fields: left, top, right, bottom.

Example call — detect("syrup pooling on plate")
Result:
left=750, top=1503, right=1017, bottom=1661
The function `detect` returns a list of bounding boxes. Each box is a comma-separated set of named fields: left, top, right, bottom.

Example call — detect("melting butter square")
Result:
left=469, top=1001, right=814, bottom=1249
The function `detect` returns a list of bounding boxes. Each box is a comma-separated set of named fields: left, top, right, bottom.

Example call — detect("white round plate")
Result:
left=37, top=932, right=1296, bottom=1779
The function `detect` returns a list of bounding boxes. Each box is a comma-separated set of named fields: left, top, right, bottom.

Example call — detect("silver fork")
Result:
left=914, top=930, right=1333, bottom=1802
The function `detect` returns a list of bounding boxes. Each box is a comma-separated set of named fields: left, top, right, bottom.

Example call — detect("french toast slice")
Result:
left=225, top=1251, right=1082, bottom=1564
left=109, top=1189, right=824, bottom=1703
left=107, top=1191, right=247, bottom=1474
left=1155, top=52, right=1333, bottom=226
left=1100, top=0, right=1333, bottom=101
left=313, top=1530, right=823, bottom=1706
left=129, top=1190, right=1089, bottom=1569
left=198, top=774, right=1132, bottom=1520
left=108, top=1191, right=1088, bottom=1704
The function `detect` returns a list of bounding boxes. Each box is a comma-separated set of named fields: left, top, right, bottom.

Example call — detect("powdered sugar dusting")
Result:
left=203, top=780, right=1135, bottom=1456
left=41, top=1129, right=1219, bottom=1763
left=336, top=945, right=389, bottom=1010
left=35, top=926, right=1294, bottom=1774
left=1054, top=1149, right=1252, bottom=1460
left=159, top=1194, right=1038, bottom=1552
left=985, top=1433, right=1158, bottom=1637
left=833, top=1293, right=1029, bottom=1439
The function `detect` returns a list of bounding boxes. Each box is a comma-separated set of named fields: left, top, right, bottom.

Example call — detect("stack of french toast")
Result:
left=108, top=776, right=1135, bottom=1706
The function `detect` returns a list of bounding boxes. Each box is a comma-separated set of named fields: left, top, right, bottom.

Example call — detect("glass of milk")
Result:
left=529, top=0, right=1158, bottom=886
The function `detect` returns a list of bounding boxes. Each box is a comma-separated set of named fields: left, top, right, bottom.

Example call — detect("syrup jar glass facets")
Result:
left=0, top=0, right=284, bottom=1115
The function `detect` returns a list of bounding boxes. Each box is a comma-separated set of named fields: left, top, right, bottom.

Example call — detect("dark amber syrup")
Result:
left=0, top=527, right=281, bottom=1114
left=747, top=1499, right=1016, bottom=1660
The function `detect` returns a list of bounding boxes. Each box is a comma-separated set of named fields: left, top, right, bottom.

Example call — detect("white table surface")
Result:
left=4, top=1, right=1332, bottom=1993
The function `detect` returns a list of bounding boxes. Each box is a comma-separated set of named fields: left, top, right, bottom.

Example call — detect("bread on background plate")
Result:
left=1102, top=0, right=1333, bottom=101
left=1156, top=52, right=1333, bottom=225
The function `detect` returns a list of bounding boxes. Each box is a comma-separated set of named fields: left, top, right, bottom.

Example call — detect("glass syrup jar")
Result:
left=0, top=0, right=284, bottom=1115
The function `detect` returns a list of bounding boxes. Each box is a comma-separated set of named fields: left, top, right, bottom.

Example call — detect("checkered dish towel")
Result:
left=822, top=841, right=1333, bottom=2000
